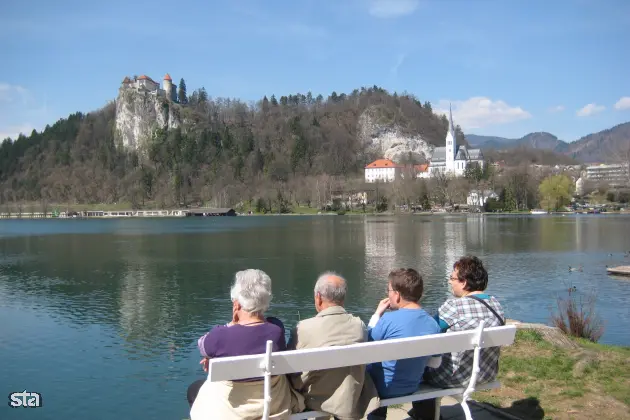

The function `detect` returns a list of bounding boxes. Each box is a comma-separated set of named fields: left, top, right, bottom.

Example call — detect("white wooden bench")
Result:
left=203, top=321, right=516, bottom=420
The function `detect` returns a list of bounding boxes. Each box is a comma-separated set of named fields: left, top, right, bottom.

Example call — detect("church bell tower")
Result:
left=445, top=103, right=456, bottom=173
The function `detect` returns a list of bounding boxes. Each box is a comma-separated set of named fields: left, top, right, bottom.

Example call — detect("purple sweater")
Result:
left=198, top=317, right=286, bottom=361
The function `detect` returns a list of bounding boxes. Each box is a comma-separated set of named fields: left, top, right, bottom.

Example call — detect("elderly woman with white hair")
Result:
left=187, top=269, right=304, bottom=420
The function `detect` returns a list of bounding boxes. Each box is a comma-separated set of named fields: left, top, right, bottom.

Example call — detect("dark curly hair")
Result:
left=453, top=256, right=488, bottom=292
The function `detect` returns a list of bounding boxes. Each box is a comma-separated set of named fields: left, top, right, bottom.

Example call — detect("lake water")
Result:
left=1, top=215, right=629, bottom=419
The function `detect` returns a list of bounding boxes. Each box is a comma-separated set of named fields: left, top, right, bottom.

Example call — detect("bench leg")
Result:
left=434, top=397, right=442, bottom=420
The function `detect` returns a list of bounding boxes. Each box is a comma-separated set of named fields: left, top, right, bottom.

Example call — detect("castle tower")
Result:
left=445, top=103, right=456, bottom=173
left=163, top=73, right=175, bottom=101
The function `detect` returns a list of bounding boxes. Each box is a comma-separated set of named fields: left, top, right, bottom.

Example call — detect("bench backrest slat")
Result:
left=208, top=325, right=516, bottom=382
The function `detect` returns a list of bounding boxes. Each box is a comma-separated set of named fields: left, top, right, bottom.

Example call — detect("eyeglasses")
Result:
left=387, top=287, right=396, bottom=294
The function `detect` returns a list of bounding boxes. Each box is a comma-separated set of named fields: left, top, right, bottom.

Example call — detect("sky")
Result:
left=1, top=0, right=629, bottom=142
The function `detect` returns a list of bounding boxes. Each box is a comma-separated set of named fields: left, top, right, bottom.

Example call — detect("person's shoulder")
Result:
left=204, top=324, right=229, bottom=340
left=346, top=311, right=367, bottom=326
left=440, top=296, right=460, bottom=308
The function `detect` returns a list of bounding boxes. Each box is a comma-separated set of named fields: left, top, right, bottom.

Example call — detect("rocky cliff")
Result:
left=358, top=106, right=434, bottom=163
left=115, top=89, right=181, bottom=150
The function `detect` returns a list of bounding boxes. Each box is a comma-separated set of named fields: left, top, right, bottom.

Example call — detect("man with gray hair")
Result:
left=288, top=272, right=379, bottom=420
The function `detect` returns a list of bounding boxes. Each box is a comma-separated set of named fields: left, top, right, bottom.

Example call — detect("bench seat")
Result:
left=200, top=323, right=516, bottom=420
left=289, top=381, right=500, bottom=419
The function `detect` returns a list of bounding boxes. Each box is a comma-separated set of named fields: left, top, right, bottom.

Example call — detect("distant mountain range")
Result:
left=466, top=122, right=630, bottom=163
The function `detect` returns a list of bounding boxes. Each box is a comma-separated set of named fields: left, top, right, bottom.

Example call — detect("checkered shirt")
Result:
left=424, top=295, right=505, bottom=388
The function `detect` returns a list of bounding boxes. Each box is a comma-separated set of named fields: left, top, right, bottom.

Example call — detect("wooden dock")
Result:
left=607, top=266, right=630, bottom=276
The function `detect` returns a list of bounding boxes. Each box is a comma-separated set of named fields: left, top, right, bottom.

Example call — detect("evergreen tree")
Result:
left=178, top=78, right=188, bottom=105
left=198, top=87, right=208, bottom=104
left=262, top=96, right=270, bottom=113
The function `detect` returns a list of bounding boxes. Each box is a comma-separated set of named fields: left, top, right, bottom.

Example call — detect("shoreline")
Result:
left=2, top=210, right=629, bottom=219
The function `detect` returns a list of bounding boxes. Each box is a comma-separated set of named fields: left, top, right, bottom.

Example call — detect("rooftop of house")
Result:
left=365, top=159, right=400, bottom=169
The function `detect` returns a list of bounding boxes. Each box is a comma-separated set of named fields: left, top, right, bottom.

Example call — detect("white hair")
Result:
left=314, top=271, right=347, bottom=304
left=230, top=269, right=272, bottom=317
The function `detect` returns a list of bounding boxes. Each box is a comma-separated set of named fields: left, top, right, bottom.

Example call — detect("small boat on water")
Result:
left=607, top=266, right=630, bottom=277
left=530, top=209, right=547, bottom=215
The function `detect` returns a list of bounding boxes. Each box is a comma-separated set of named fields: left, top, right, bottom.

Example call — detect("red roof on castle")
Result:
left=163, top=73, right=172, bottom=81
left=365, top=159, right=400, bottom=169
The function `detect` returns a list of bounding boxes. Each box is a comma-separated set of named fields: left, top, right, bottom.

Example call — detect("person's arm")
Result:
left=436, top=299, right=459, bottom=332
left=367, top=297, right=390, bottom=333
left=198, top=326, right=223, bottom=358
left=425, top=301, right=459, bottom=366
left=198, top=327, right=221, bottom=372
left=367, top=298, right=391, bottom=341
left=433, top=312, right=450, bottom=332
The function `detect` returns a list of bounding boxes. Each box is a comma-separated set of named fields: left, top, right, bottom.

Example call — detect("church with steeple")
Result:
left=428, top=105, right=484, bottom=177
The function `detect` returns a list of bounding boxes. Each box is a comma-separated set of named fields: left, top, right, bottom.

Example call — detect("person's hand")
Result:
left=200, top=357, right=209, bottom=372
left=375, top=297, right=390, bottom=316
left=227, top=310, right=239, bottom=326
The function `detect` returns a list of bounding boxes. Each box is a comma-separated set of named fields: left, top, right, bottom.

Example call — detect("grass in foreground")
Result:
left=473, top=329, right=630, bottom=419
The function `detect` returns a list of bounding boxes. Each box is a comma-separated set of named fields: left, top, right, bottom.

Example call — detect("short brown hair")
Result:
left=388, top=268, right=423, bottom=302
left=453, top=256, right=488, bottom=292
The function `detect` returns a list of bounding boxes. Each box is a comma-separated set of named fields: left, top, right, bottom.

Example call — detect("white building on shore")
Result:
left=364, top=159, right=401, bottom=183
left=586, top=163, right=630, bottom=187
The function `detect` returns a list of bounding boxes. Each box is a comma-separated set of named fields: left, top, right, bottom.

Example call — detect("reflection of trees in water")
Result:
left=443, top=218, right=466, bottom=299
left=361, top=217, right=471, bottom=310
left=364, top=219, right=397, bottom=282
left=466, top=215, right=485, bottom=248
left=117, top=236, right=183, bottom=359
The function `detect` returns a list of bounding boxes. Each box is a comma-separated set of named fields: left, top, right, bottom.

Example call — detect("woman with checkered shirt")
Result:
left=408, top=256, right=505, bottom=420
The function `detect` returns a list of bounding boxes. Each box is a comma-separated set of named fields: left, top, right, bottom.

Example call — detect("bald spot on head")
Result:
left=314, top=272, right=347, bottom=305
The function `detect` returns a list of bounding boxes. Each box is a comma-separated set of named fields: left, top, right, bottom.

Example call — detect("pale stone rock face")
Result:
left=358, top=107, right=434, bottom=163
left=115, top=89, right=180, bottom=150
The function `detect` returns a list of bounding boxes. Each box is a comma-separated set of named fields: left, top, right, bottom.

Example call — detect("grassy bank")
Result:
left=473, top=329, right=630, bottom=419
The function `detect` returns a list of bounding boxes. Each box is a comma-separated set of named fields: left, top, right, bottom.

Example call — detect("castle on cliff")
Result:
left=120, top=73, right=177, bottom=102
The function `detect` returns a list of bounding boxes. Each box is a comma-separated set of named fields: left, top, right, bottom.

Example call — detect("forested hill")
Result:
left=0, top=86, right=462, bottom=206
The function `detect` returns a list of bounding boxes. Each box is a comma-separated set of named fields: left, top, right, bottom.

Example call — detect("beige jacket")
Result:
left=190, top=375, right=305, bottom=420
left=287, top=306, right=380, bottom=420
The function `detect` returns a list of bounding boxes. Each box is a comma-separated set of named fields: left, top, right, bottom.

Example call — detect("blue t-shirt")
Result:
left=367, top=308, right=441, bottom=398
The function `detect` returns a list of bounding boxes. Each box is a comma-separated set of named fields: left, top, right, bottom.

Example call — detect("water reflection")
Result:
left=1, top=216, right=629, bottom=420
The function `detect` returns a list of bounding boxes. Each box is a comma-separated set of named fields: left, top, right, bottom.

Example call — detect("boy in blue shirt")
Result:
left=366, top=268, right=441, bottom=420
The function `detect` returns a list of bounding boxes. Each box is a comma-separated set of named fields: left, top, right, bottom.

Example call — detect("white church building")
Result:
left=364, top=105, right=485, bottom=182
left=428, top=105, right=484, bottom=177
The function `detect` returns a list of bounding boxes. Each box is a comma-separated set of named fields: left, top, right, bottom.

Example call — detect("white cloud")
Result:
left=368, top=0, right=419, bottom=18
left=576, top=103, right=605, bottom=117
left=548, top=105, right=565, bottom=113
left=0, top=124, right=34, bottom=141
left=0, top=83, right=27, bottom=103
left=614, top=97, right=630, bottom=110
left=435, top=97, right=531, bottom=130
left=0, top=83, right=49, bottom=140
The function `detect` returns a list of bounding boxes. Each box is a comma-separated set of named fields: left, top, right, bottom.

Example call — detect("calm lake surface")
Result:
left=1, top=215, right=629, bottom=419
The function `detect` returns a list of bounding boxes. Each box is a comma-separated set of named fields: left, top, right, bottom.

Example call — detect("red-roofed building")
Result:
left=119, top=73, right=177, bottom=101
left=414, top=163, right=430, bottom=178
left=365, top=159, right=402, bottom=183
